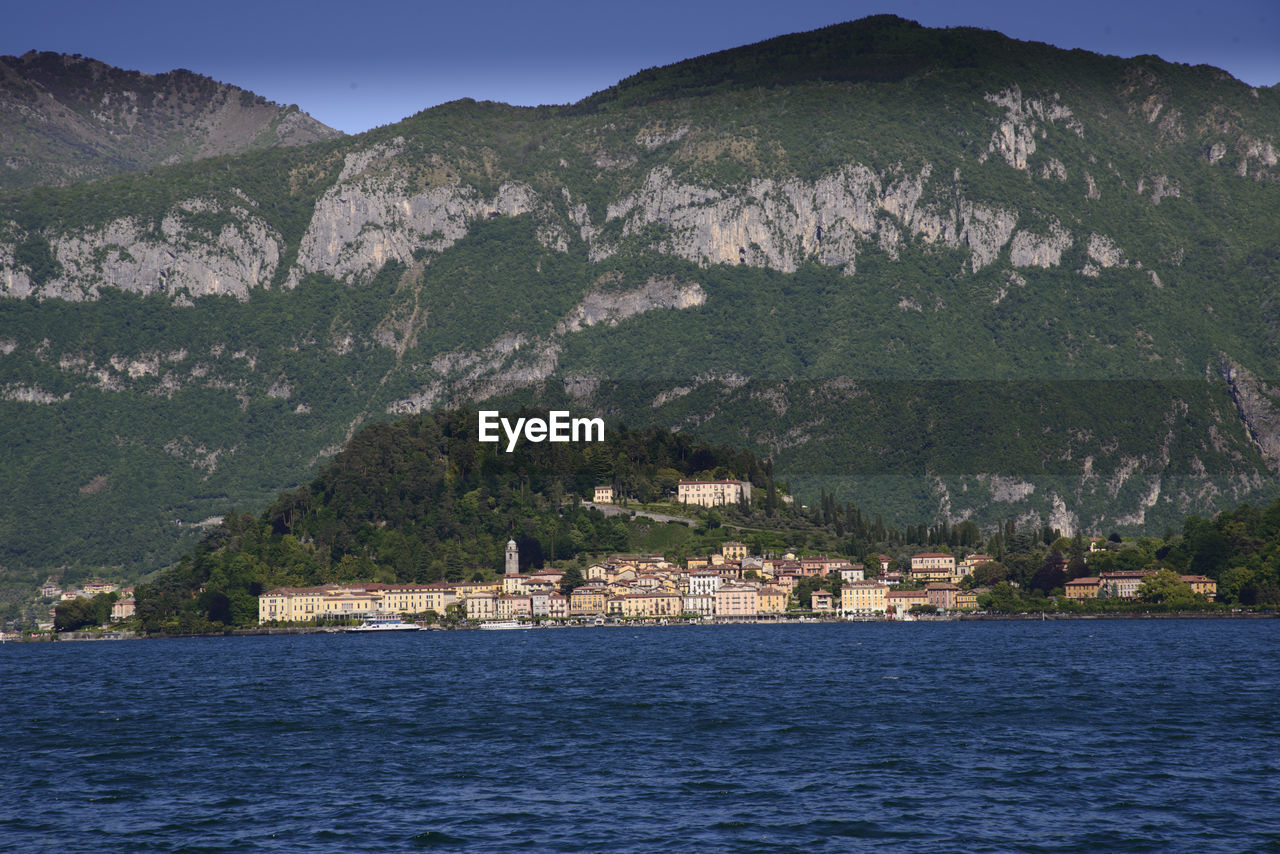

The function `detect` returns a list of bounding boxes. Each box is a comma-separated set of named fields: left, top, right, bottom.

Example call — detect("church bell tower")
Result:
left=505, top=539, right=519, bottom=575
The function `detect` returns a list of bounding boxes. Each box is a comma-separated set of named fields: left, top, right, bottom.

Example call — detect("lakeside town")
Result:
left=257, top=479, right=1220, bottom=625
left=255, top=537, right=1218, bottom=627
left=10, top=477, right=1236, bottom=639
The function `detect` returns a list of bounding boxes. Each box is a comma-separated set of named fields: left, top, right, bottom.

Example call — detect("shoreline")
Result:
left=5, top=610, right=1275, bottom=642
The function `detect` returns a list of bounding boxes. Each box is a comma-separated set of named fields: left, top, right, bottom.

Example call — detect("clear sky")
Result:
left=5, top=0, right=1277, bottom=134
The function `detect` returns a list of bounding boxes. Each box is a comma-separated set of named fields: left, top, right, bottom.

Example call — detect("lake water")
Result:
left=2, top=620, right=1277, bottom=852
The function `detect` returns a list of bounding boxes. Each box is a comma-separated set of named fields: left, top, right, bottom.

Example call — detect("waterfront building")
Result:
left=495, top=594, right=532, bottom=620
left=111, top=597, right=136, bottom=621
left=1099, top=570, right=1155, bottom=600
left=570, top=585, right=608, bottom=616
left=886, top=588, right=929, bottom=618
left=548, top=594, right=570, bottom=619
left=810, top=590, right=834, bottom=612
left=925, top=583, right=960, bottom=611
left=607, top=592, right=682, bottom=619
left=840, top=581, right=888, bottom=615
left=1181, top=575, right=1217, bottom=600
left=955, top=589, right=980, bottom=611
left=757, top=585, right=787, bottom=615
left=715, top=583, right=758, bottom=619
left=371, top=583, right=454, bottom=616
left=258, top=585, right=381, bottom=623
left=466, top=590, right=497, bottom=621
left=1064, top=577, right=1103, bottom=601
left=677, top=479, right=752, bottom=508
left=683, top=593, right=714, bottom=617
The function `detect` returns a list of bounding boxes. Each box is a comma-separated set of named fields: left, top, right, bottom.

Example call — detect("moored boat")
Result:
left=478, top=620, right=531, bottom=630
left=346, top=616, right=423, bottom=632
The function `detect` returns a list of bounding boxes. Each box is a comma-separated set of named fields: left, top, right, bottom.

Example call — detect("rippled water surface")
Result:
left=2, top=620, right=1278, bottom=852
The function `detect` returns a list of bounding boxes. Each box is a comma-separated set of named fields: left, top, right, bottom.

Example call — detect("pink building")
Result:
left=924, top=583, right=959, bottom=611
left=715, top=583, right=759, bottom=618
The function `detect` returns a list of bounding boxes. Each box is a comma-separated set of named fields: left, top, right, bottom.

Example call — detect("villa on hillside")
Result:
left=677, top=479, right=752, bottom=508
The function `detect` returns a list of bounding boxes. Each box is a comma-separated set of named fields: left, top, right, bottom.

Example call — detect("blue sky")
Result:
left=5, top=0, right=1277, bottom=134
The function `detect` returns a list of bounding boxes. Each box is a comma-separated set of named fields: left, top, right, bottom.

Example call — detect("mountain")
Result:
left=2, top=15, right=1280, bottom=579
left=0, top=51, right=342, bottom=190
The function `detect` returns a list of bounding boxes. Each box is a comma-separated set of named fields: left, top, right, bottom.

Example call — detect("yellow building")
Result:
left=1064, top=577, right=1102, bottom=601
left=606, top=592, right=681, bottom=619
left=757, top=585, right=787, bottom=615
left=570, top=585, right=608, bottom=616
left=259, top=582, right=467, bottom=624
left=450, top=580, right=504, bottom=600
left=258, top=585, right=381, bottom=623
left=841, top=581, right=888, bottom=615
left=909, top=553, right=956, bottom=583
left=1181, top=575, right=1217, bottom=601
left=957, top=555, right=993, bottom=578
left=955, top=589, right=980, bottom=611
left=721, top=541, right=748, bottom=560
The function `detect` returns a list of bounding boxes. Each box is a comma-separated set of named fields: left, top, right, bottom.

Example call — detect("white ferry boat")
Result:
left=345, top=616, right=423, bottom=633
left=478, top=620, right=531, bottom=630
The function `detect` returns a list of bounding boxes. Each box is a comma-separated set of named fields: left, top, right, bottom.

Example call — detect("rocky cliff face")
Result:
left=389, top=277, right=707, bottom=414
left=3, top=199, right=282, bottom=301
left=2, top=17, right=1279, bottom=573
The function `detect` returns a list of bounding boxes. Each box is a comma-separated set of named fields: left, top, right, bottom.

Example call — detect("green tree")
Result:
left=971, top=560, right=1009, bottom=587
left=1137, top=569, right=1198, bottom=607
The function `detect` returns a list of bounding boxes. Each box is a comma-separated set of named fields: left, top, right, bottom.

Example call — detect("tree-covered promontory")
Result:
left=131, top=408, right=787, bottom=631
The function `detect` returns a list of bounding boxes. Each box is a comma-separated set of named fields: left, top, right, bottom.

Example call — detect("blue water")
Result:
left=2, top=620, right=1278, bottom=852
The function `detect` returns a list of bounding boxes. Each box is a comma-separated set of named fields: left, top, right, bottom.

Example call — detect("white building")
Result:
left=677, top=479, right=752, bottom=508
left=688, top=571, right=723, bottom=597
left=683, top=593, right=715, bottom=617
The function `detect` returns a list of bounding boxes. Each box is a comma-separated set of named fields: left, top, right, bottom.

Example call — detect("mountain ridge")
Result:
left=0, top=50, right=343, bottom=191
left=0, top=16, right=1278, bottom=579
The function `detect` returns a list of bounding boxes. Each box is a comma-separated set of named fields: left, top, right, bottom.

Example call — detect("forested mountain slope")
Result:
left=2, top=15, right=1279, bottom=577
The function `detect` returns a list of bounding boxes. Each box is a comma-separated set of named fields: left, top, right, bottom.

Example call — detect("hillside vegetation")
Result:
left=2, top=16, right=1279, bottom=578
